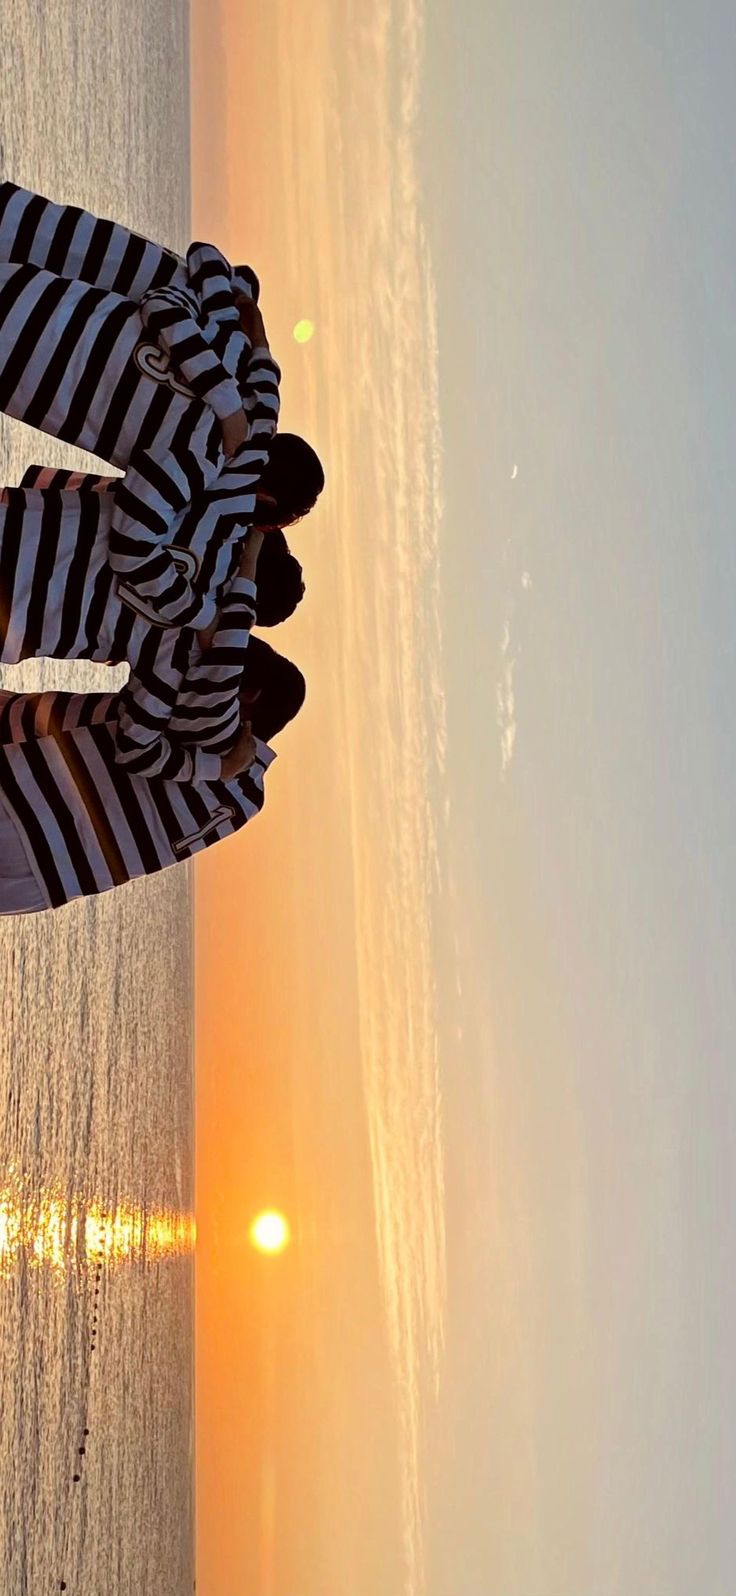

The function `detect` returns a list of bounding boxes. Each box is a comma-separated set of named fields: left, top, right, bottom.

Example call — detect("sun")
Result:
left=249, top=1210, right=291, bottom=1255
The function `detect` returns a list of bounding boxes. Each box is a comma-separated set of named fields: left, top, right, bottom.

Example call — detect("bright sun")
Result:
left=249, top=1210, right=291, bottom=1254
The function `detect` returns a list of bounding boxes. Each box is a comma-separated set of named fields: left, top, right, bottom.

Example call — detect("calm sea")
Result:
left=0, top=3, right=195, bottom=1592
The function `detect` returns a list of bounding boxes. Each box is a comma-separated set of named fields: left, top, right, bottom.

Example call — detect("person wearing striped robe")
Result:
left=0, top=178, right=262, bottom=361
left=0, top=635, right=305, bottom=913
left=0, top=477, right=270, bottom=781
left=0, top=178, right=275, bottom=460
left=0, top=692, right=269, bottom=915
left=14, top=462, right=306, bottom=633
left=0, top=456, right=280, bottom=654
left=0, top=191, right=289, bottom=628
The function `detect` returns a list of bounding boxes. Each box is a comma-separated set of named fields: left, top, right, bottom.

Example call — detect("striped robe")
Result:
left=0, top=181, right=272, bottom=433
left=0, top=179, right=261, bottom=343
left=0, top=472, right=261, bottom=781
left=6, top=453, right=265, bottom=638
left=0, top=686, right=274, bottom=911
left=0, top=216, right=280, bottom=626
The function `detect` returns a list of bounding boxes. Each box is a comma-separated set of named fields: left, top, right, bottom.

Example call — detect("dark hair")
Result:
left=259, top=433, right=325, bottom=527
left=241, top=637, right=306, bottom=742
left=253, top=530, right=305, bottom=627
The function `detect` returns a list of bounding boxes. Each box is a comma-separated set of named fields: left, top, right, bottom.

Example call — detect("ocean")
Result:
left=0, top=2, right=195, bottom=1592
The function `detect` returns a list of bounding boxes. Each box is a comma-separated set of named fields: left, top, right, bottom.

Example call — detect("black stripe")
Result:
left=101, top=741, right=168, bottom=876
left=22, top=737, right=100, bottom=897
left=117, top=688, right=178, bottom=735
left=187, top=254, right=230, bottom=294
left=0, top=271, right=71, bottom=410
left=167, top=418, right=212, bottom=506
left=55, top=727, right=130, bottom=887
left=64, top=692, right=112, bottom=729
left=84, top=558, right=118, bottom=656
left=112, top=483, right=170, bottom=539
left=19, top=466, right=66, bottom=489
left=111, top=232, right=148, bottom=295
left=154, top=781, right=205, bottom=854
left=232, top=769, right=265, bottom=811
left=9, top=192, right=46, bottom=262
left=149, top=251, right=181, bottom=290
left=202, top=292, right=236, bottom=319
left=0, top=694, right=15, bottom=740
left=134, top=381, right=174, bottom=452
left=0, top=182, right=20, bottom=238
left=164, top=780, right=218, bottom=855
left=61, top=298, right=139, bottom=443
left=0, top=491, right=27, bottom=653
left=234, top=265, right=260, bottom=300
left=108, top=602, right=136, bottom=662
left=57, top=495, right=110, bottom=658
left=167, top=410, right=217, bottom=505
left=21, top=695, right=44, bottom=740
left=0, top=748, right=68, bottom=907
left=93, top=353, right=144, bottom=463
left=80, top=219, right=115, bottom=284
left=20, top=491, right=65, bottom=657
left=47, top=696, right=74, bottom=738
left=199, top=512, right=245, bottom=599
left=21, top=286, right=106, bottom=430
left=45, top=205, right=85, bottom=276
left=133, top=621, right=190, bottom=699
left=131, top=449, right=189, bottom=514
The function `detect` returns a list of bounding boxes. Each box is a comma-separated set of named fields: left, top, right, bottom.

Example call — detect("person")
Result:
left=0, top=179, right=263, bottom=427
left=0, top=457, right=306, bottom=777
left=0, top=177, right=273, bottom=460
left=0, top=640, right=306, bottom=914
left=17, top=464, right=306, bottom=629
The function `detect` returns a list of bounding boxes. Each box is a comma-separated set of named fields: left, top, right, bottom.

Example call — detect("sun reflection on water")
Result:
left=0, top=1167, right=195, bottom=1277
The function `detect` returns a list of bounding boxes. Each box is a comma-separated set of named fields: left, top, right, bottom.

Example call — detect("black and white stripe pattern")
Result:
left=0, top=182, right=183, bottom=298
left=0, top=263, right=279, bottom=627
left=0, top=687, right=274, bottom=910
left=0, top=185, right=281, bottom=627
left=0, top=262, right=223, bottom=626
left=0, top=180, right=260, bottom=313
left=0, top=182, right=280, bottom=435
left=114, top=572, right=257, bottom=781
left=0, top=475, right=259, bottom=781
left=15, top=461, right=266, bottom=640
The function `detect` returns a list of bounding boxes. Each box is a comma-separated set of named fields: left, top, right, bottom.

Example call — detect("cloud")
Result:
left=496, top=620, right=518, bottom=776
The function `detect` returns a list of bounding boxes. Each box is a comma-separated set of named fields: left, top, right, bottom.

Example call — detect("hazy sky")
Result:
left=194, top=3, right=736, bottom=1593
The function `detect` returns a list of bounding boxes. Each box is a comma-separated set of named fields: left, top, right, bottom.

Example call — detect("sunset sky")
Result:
left=193, top=3, right=736, bottom=1593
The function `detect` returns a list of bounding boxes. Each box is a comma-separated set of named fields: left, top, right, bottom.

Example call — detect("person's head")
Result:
left=239, top=637, right=306, bottom=742
left=256, top=433, right=325, bottom=530
left=253, top=529, right=305, bottom=627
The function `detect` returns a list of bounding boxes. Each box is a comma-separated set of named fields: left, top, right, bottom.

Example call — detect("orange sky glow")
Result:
left=191, top=4, right=446, bottom=1593
left=191, top=25, right=379, bottom=1574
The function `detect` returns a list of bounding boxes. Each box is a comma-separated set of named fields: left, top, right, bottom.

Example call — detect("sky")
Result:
left=193, top=3, right=736, bottom=1594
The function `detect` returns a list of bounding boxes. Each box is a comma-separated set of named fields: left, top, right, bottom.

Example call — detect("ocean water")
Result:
left=0, top=3, right=195, bottom=1592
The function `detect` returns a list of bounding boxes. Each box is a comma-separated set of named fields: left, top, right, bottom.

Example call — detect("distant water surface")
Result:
left=0, top=3, right=195, bottom=1591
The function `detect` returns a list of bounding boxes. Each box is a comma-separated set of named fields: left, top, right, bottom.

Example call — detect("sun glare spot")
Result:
left=293, top=318, right=315, bottom=344
left=250, top=1210, right=291, bottom=1255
